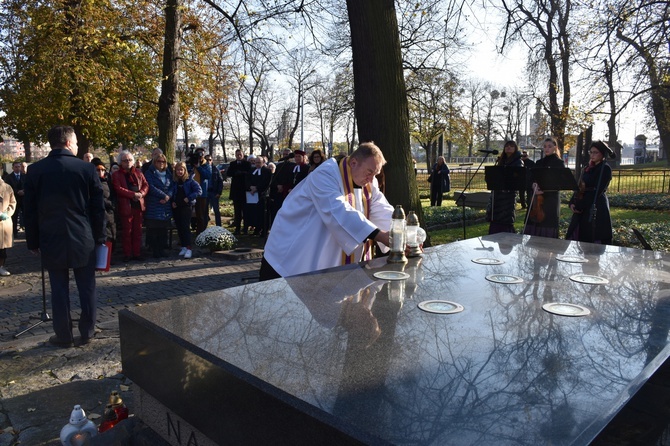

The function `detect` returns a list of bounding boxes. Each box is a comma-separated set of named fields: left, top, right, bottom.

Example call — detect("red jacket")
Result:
left=112, top=168, right=149, bottom=217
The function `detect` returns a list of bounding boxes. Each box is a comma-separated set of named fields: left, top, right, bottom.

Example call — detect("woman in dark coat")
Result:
left=567, top=140, right=614, bottom=244
left=429, top=156, right=450, bottom=206
left=91, top=158, right=116, bottom=246
left=487, top=140, right=523, bottom=234
left=523, top=137, right=565, bottom=238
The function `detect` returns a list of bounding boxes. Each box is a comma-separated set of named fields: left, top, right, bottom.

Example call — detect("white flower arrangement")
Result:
left=195, top=226, right=237, bottom=251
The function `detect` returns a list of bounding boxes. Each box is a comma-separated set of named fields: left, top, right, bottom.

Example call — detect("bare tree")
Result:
left=612, top=0, right=670, bottom=162
left=501, top=0, right=573, bottom=152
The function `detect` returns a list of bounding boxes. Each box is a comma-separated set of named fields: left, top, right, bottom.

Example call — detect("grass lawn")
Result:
left=218, top=185, right=670, bottom=252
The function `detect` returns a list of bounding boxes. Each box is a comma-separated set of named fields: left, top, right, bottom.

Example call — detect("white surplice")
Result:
left=264, top=158, right=393, bottom=277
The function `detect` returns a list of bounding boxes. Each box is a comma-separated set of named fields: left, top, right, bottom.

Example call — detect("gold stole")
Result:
left=339, top=157, right=373, bottom=265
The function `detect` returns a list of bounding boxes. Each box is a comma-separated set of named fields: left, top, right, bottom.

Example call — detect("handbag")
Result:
left=427, top=173, right=433, bottom=183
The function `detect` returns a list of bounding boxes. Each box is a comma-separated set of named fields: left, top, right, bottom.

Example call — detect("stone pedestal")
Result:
left=120, top=234, right=670, bottom=445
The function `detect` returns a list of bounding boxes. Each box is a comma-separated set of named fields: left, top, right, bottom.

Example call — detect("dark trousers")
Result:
left=208, top=194, right=222, bottom=227
left=194, top=197, right=209, bottom=235
left=259, top=257, right=281, bottom=281
left=47, top=254, right=97, bottom=341
left=430, top=187, right=443, bottom=207
left=146, top=224, right=168, bottom=256
left=232, top=199, right=244, bottom=232
left=173, top=205, right=192, bottom=248
left=11, top=202, right=22, bottom=234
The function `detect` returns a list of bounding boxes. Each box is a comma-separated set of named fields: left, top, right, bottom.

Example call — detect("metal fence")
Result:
left=416, top=168, right=670, bottom=194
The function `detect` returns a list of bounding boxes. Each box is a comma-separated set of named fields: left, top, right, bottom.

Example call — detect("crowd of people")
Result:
left=5, top=125, right=617, bottom=347
left=1, top=136, right=617, bottom=278
left=226, top=147, right=323, bottom=237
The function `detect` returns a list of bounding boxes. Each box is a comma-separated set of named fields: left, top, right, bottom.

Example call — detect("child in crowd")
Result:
left=171, top=162, right=201, bottom=259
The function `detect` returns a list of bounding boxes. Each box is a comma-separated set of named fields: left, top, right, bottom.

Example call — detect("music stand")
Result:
left=530, top=167, right=578, bottom=191
left=485, top=166, right=526, bottom=191
left=522, top=168, right=578, bottom=234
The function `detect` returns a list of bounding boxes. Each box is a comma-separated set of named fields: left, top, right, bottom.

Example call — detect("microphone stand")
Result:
left=14, top=260, right=52, bottom=338
left=455, top=152, right=494, bottom=239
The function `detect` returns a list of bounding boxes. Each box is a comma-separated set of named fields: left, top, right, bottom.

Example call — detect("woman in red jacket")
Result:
left=112, top=150, right=149, bottom=262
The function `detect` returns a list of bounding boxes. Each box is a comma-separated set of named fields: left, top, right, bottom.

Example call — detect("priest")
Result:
left=260, top=142, right=393, bottom=279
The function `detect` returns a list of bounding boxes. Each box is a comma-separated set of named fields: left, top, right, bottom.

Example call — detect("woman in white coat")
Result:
left=0, top=176, right=16, bottom=276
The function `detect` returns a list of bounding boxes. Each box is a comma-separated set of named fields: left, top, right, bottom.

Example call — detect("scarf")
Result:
left=584, top=160, right=600, bottom=172
left=339, top=157, right=373, bottom=265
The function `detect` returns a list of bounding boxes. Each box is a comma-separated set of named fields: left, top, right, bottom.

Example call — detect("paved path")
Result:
left=0, top=232, right=261, bottom=445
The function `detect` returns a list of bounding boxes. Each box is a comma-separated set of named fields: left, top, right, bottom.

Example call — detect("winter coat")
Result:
left=487, top=151, right=524, bottom=226
left=567, top=161, right=613, bottom=243
left=23, top=148, right=105, bottom=269
left=100, top=177, right=116, bottom=241
left=0, top=180, right=15, bottom=249
left=173, top=177, right=202, bottom=208
left=111, top=167, right=149, bottom=217
left=144, top=166, right=176, bottom=222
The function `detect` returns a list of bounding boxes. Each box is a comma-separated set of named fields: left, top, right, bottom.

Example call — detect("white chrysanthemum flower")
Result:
left=195, top=226, right=237, bottom=251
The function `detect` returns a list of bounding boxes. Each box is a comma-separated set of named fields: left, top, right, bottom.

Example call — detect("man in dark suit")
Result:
left=23, top=125, right=106, bottom=348
left=5, top=161, right=25, bottom=236
left=226, top=149, right=251, bottom=235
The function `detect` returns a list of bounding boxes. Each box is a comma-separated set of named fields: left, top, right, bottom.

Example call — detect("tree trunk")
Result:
left=157, top=0, right=181, bottom=164
left=346, top=0, right=423, bottom=225
left=21, top=136, right=31, bottom=162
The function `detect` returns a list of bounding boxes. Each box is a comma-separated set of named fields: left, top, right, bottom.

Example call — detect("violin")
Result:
left=530, top=193, right=545, bottom=222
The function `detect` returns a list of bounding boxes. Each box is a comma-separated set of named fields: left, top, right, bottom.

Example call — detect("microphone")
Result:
left=478, top=149, right=499, bottom=155
left=278, top=153, right=295, bottom=162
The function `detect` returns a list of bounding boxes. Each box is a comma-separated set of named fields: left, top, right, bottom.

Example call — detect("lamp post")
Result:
left=300, top=93, right=305, bottom=152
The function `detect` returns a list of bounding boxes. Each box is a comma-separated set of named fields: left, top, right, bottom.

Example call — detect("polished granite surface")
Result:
left=122, top=233, right=670, bottom=445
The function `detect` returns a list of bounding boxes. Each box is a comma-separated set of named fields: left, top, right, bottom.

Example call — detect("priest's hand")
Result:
left=374, top=230, right=390, bottom=247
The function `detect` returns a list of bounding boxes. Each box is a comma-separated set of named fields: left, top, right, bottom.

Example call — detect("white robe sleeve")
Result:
left=263, top=159, right=393, bottom=277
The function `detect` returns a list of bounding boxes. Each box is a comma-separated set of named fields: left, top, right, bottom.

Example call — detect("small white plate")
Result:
left=569, top=274, right=609, bottom=285
left=486, top=274, right=524, bottom=284
left=542, top=302, right=591, bottom=317
left=373, top=271, right=410, bottom=281
left=556, top=254, right=588, bottom=263
left=418, top=300, right=464, bottom=314
left=472, top=258, right=505, bottom=265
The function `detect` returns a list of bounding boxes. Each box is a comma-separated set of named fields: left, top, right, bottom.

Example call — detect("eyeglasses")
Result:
left=96, top=167, right=106, bottom=172
left=121, top=158, right=133, bottom=162
left=588, top=151, right=601, bottom=155
left=155, top=160, right=166, bottom=164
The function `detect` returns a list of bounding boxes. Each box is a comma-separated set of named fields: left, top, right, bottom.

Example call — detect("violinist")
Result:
left=523, top=136, right=565, bottom=238
left=487, top=140, right=523, bottom=234
left=566, top=141, right=614, bottom=244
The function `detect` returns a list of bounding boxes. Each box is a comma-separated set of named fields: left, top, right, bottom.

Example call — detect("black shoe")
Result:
left=122, top=256, right=132, bottom=262
left=49, top=335, right=73, bottom=348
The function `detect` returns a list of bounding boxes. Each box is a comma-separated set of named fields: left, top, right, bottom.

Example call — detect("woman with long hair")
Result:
left=487, top=140, right=523, bottom=234
left=171, top=162, right=201, bottom=259
left=523, top=137, right=565, bottom=238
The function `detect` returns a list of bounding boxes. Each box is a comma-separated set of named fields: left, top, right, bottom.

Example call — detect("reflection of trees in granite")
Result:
left=129, top=235, right=670, bottom=445
left=348, top=238, right=670, bottom=444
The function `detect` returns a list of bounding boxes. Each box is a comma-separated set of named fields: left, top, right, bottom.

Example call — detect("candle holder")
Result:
left=405, top=211, right=426, bottom=257
left=388, top=205, right=407, bottom=263
left=60, top=405, right=97, bottom=446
